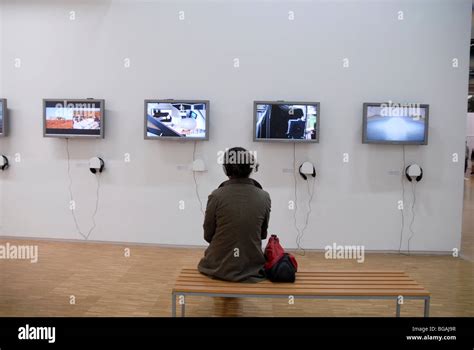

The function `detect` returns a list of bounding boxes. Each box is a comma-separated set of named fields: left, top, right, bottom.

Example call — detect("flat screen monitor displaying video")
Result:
left=254, top=101, right=319, bottom=142
left=362, top=103, right=429, bottom=145
left=0, top=99, right=6, bottom=136
left=43, top=99, right=105, bottom=138
left=144, top=100, right=209, bottom=140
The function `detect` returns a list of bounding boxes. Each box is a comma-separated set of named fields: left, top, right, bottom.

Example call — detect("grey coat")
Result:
left=198, top=178, right=271, bottom=282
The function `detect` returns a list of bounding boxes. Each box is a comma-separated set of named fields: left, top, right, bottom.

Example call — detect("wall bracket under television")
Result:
left=144, top=99, right=209, bottom=140
left=43, top=99, right=105, bottom=138
left=362, top=102, right=429, bottom=145
left=253, top=100, right=320, bottom=143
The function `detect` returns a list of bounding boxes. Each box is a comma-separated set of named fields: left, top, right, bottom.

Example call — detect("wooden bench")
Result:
left=171, top=269, right=431, bottom=317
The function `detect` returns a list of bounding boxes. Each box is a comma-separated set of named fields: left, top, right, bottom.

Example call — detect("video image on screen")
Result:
left=44, top=100, right=103, bottom=137
left=255, top=102, right=319, bottom=142
left=0, top=100, right=4, bottom=136
left=145, top=101, right=208, bottom=139
left=364, top=103, right=428, bottom=144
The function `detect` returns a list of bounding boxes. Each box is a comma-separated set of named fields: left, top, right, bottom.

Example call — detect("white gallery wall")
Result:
left=0, top=0, right=471, bottom=251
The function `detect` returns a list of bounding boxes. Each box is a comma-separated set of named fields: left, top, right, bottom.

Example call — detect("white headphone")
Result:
left=299, top=161, right=316, bottom=180
left=405, top=164, right=423, bottom=182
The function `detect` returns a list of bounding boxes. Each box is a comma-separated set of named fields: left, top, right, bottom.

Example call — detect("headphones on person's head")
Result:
left=0, top=155, right=9, bottom=171
left=299, top=161, right=316, bottom=181
left=222, top=148, right=259, bottom=176
left=222, top=161, right=259, bottom=176
left=405, top=164, right=423, bottom=182
left=251, top=161, right=259, bottom=173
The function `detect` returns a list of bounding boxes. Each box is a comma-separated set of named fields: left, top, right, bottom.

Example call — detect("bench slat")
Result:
left=179, top=273, right=411, bottom=279
left=173, top=286, right=429, bottom=296
left=176, top=278, right=419, bottom=286
left=175, top=284, right=425, bottom=291
left=175, top=281, right=424, bottom=288
left=181, top=268, right=408, bottom=274
left=178, top=275, right=415, bottom=282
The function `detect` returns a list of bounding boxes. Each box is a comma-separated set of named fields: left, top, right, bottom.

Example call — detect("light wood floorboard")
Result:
left=0, top=239, right=472, bottom=317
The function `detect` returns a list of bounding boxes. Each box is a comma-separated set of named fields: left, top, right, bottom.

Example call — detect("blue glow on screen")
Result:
left=365, top=106, right=427, bottom=143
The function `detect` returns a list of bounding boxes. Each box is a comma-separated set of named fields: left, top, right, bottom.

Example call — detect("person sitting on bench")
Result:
left=197, top=147, right=271, bottom=282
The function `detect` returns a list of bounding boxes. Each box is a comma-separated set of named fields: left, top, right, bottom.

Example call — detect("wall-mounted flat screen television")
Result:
left=144, top=100, right=209, bottom=140
left=362, top=102, right=429, bottom=145
left=254, top=101, right=319, bottom=142
left=43, top=99, right=105, bottom=138
left=0, top=99, right=7, bottom=136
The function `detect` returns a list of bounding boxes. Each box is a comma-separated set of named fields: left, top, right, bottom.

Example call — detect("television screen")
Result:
left=363, top=103, right=429, bottom=145
left=254, top=101, right=319, bottom=142
left=145, top=100, right=209, bottom=140
left=0, top=99, right=6, bottom=136
left=43, top=99, right=104, bottom=138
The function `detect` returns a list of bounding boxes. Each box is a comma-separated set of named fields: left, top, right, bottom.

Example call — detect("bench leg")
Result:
left=396, top=299, right=401, bottom=317
left=181, top=295, right=186, bottom=317
left=424, top=297, right=430, bottom=318
left=171, top=293, right=176, bottom=317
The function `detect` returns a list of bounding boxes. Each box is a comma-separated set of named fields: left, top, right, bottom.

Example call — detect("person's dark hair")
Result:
left=223, top=147, right=258, bottom=178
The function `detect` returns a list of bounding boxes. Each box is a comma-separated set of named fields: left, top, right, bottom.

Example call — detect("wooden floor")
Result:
left=0, top=238, right=472, bottom=317
left=0, top=177, right=472, bottom=317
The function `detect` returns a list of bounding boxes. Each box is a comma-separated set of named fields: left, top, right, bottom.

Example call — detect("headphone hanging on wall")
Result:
left=299, top=161, right=316, bottom=181
left=0, top=155, right=9, bottom=171
left=89, top=157, right=105, bottom=174
left=405, top=164, right=423, bottom=182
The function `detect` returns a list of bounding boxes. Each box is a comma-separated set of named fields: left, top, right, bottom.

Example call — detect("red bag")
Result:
left=264, top=235, right=298, bottom=282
